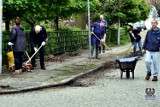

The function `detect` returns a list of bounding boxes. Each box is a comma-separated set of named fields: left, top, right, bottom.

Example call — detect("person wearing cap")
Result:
left=90, top=21, right=106, bottom=59
left=29, top=25, right=48, bottom=70
left=8, top=17, right=26, bottom=74
left=99, top=15, right=108, bottom=53
left=128, top=26, right=143, bottom=57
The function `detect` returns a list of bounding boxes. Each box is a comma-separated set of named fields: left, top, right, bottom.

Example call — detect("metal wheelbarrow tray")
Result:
left=116, top=57, right=139, bottom=79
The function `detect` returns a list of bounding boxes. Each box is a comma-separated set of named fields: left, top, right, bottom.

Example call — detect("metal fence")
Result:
left=45, top=30, right=88, bottom=55
left=2, top=28, right=129, bottom=65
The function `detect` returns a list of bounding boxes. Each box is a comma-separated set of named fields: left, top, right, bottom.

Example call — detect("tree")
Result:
left=3, top=0, right=89, bottom=30
left=150, top=0, right=160, bottom=16
left=95, top=0, right=150, bottom=45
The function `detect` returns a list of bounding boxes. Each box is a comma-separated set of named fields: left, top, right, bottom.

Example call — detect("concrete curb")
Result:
left=0, top=66, right=102, bottom=95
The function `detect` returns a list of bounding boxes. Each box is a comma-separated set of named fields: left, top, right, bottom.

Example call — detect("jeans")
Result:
left=13, top=52, right=24, bottom=70
left=145, top=50, right=160, bottom=77
left=133, top=40, right=142, bottom=56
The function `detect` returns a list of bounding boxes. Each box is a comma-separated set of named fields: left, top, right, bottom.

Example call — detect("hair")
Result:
left=15, top=17, right=21, bottom=25
left=35, top=25, right=42, bottom=33
left=100, top=15, right=104, bottom=19
left=151, top=19, right=158, bottom=23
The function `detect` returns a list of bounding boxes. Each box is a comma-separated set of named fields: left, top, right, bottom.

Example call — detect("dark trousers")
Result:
left=31, top=45, right=45, bottom=68
left=13, top=52, right=24, bottom=70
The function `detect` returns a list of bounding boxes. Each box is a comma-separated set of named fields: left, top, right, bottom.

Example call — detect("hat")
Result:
left=101, top=20, right=107, bottom=25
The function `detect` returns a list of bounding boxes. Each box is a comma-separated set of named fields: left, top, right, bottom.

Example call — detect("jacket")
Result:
left=29, top=26, right=48, bottom=47
left=143, top=28, right=160, bottom=52
left=9, top=25, right=26, bottom=52
left=91, top=22, right=106, bottom=39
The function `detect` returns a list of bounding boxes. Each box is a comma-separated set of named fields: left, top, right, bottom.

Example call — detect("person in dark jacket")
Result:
left=8, top=17, right=26, bottom=74
left=143, top=20, right=160, bottom=81
left=90, top=21, right=106, bottom=59
left=29, top=25, right=47, bottom=70
left=128, top=26, right=143, bottom=56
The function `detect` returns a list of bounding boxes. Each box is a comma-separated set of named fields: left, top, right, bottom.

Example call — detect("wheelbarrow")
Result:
left=116, top=57, right=139, bottom=79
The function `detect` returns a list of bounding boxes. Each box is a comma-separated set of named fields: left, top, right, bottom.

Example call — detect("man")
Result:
left=8, top=17, right=26, bottom=74
left=90, top=21, right=106, bottom=59
left=99, top=15, right=108, bottom=53
left=143, top=20, right=160, bottom=81
left=29, top=25, right=48, bottom=70
left=128, top=26, right=143, bottom=56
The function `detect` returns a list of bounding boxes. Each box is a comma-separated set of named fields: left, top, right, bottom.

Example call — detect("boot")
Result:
left=99, top=46, right=101, bottom=54
left=102, top=45, right=105, bottom=53
left=96, top=47, right=100, bottom=59
left=152, top=76, right=158, bottom=81
left=13, top=70, right=22, bottom=75
left=145, top=72, right=151, bottom=80
left=19, top=69, right=22, bottom=73
left=91, top=46, right=94, bottom=57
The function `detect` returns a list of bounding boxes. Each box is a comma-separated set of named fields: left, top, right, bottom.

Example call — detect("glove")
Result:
left=34, top=47, right=38, bottom=52
left=41, top=41, right=46, bottom=46
left=8, top=42, right=13, bottom=46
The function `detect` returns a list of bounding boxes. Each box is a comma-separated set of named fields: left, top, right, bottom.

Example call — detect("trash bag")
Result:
left=7, top=51, right=14, bottom=69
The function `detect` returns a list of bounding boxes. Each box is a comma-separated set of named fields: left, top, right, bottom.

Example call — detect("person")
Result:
left=99, top=15, right=108, bottom=53
left=128, top=26, right=143, bottom=56
left=29, top=25, right=48, bottom=70
left=90, top=21, right=106, bottom=59
left=8, top=17, right=26, bottom=74
left=143, top=20, right=160, bottom=81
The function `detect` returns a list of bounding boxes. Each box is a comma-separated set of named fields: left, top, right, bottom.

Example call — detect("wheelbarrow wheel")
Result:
left=126, top=71, right=130, bottom=78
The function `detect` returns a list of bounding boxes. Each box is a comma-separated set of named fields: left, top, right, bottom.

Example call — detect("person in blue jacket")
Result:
left=143, top=20, right=160, bottom=81
left=90, top=21, right=106, bottom=59
left=8, top=17, right=26, bottom=74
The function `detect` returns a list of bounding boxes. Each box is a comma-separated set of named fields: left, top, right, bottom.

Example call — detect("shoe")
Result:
left=145, top=72, right=151, bottom=80
left=31, top=67, right=34, bottom=70
left=152, top=76, right=158, bottom=81
left=95, top=56, right=101, bottom=59
left=41, top=67, right=46, bottom=70
left=13, top=70, right=22, bottom=75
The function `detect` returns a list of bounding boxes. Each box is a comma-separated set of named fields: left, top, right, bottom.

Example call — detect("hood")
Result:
left=13, top=25, right=24, bottom=31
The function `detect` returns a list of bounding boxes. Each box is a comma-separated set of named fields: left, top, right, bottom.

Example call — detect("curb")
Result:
left=0, top=65, right=102, bottom=95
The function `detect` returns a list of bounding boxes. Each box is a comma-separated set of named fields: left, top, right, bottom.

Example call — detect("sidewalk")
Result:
left=0, top=31, right=147, bottom=94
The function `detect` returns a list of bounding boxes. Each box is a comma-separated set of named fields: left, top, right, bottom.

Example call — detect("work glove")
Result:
left=101, top=39, right=105, bottom=43
left=8, top=42, right=13, bottom=46
left=34, top=47, right=38, bottom=52
left=41, top=41, right=46, bottom=46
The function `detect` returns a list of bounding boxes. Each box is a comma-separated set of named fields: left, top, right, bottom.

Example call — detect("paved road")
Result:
left=0, top=56, right=160, bottom=107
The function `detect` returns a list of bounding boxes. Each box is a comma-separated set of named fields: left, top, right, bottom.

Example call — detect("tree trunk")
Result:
left=80, top=14, right=86, bottom=30
left=117, top=18, right=121, bottom=45
left=6, top=20, right=10, bottom=31
left=25, top=18, right=35, bottom=31
left=54, top=16, right=59, bottom=30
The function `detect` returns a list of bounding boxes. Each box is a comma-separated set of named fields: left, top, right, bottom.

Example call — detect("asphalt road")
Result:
left=0, top=56, right=160, bottom=107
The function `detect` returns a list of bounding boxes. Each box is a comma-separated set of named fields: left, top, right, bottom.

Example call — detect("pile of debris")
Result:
left=102, top=61, right=119, bottom=69
left=44, top=55, right=64, bottom=62
left=68, top=51, right=79, bottom=56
